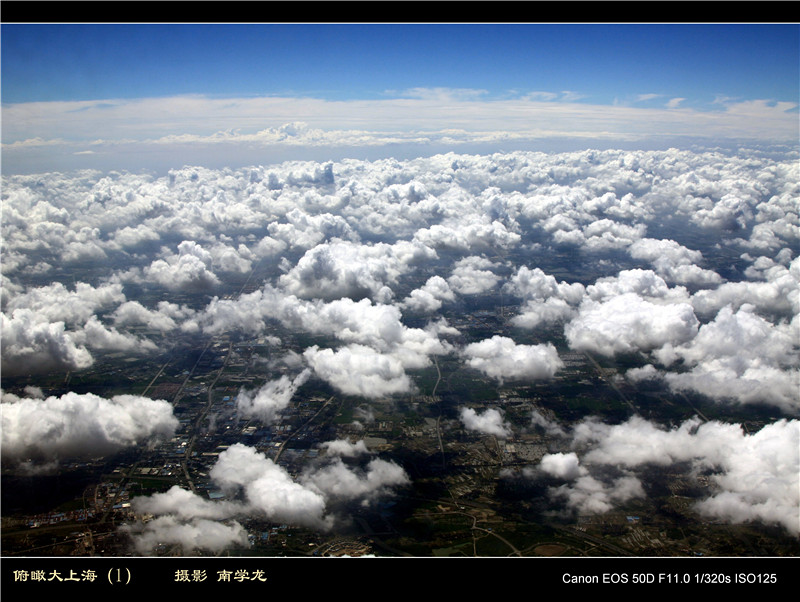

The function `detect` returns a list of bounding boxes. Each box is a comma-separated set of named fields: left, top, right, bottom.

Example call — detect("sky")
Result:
left=1, top=21, right=799, bottom=554
left=3, top=24, right=797, bottom=105
left=1, top=23, right=798, bottom=173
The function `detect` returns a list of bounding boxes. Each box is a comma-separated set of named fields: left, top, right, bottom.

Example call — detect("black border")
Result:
left=2, top=7, right=797, bottom=594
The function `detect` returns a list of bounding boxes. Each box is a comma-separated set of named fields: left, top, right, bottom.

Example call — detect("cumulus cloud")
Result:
left=195, top=288, right=453, bottom=375
left=401, top=275, right=456, bottom=313
left=447, top=256, right=502, bottom=295
left=108, top=223, right=161, bottom=250
left=628, top=238, right=722, bottom=286
left=209, top=443, right=331, bottom=529
left=235, top=369, right=311, bottom=423
left=279, top=239, right=435, bottom=301
left=512, top=297, right=577, bottom=330
left=301, top=456, right=410, bottom=504
left=3, top=281, right=126, bottom=326
left=3, top=145, right=798, bottom=550
left=1, top=309, right=94, bottom=375
left=460, top=407, right=512, bottom=438
left=285, top=297, right=410, bottom=349
left=1, top=301, right=159, bottom=376
left=565, top=292, right=699, bottom=357
left=267, top=207, right=356, bottom=250
left=564, top=416, right=800, bottom=535
left=121, top=516, right=249, bottom=556
left=136, top=240, right=222, bottom=291
left=505, top=266, right=585, bottom=305
left=539, top=452, right=584, bottom=480
left=75, top=315, right=159, bottom=353
left=581, top=218, right=647, bottom=251
left=303, top=345, right=415, bottom=399
left=585, top=269, right=690, bottom=303
left=691, top=256, right=799, bottom=317
left=518, top=415, right=800, bottom=534
left=534, top=451, right=645, bottom=515
left=651, top=305, right=800, bottom=411
left=129, top=484, right=238, bottom=521
left=112, top=300, right=197, bottom=332
left=1, top=390, right=178, bottom=463
left=124, top=442, right=409, bottom=553
left=414, top=218, right=520, bottom=252
left=504, top=266, right=585, bottom=329
left=462, top=336, right=563, bottom=383
left=320, top=438, right=372, bottom=457
left=549, top=471, right=645, bottom=516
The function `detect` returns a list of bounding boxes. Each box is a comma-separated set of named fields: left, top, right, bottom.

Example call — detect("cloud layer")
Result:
left=2, top=144, right=797, bottom=544
left=124, top=442, right=409, bottom=554
left=4, top=91, right=798, bottom=173
left=529, top=416, right=800, bottom=535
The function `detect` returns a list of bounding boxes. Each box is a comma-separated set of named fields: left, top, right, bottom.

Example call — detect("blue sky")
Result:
left=2, top=23, right=798, bottom=173
left=3, top=24, right=798, bottom=106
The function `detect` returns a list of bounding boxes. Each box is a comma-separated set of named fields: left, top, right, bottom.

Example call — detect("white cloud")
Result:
left=301, top=457, right=410, bottom=503
left=653, top=305, right=800, bottom=411
left=401, top=275, right=456, bottom=313
left=5, top=94, right=797, bottom=174
left=303, top=345, right=415, bottom=399
left=1, top=390, right=178, bottom=462
left=320, top=438, right=372, bottom=457
left=564, top=416, right=800, bottom=535
left=581, top=218, right=647, bottom=251
left=460, top=407, right=512, bottom=438
left=235, top=369, right=311, bottom=423
left=565, top=292, right=699, bottom=357
left=279, top=239, right=435, bottom=301
left=3, top=281, right=126, bottom=326
left=517, top=415, right=800, bottom=534
left=121, top=515, right=249, bottom=556
left=549, top=473, right=645, bottom=516
left=209, top=443, right=331, bottom=529
left=124, top=442, right=410, bottom=553
left=537, top=450, right=645, bottom=515
left=629, top=238, right=722, bottom=286
left=1, top=309, right=94, bottom=375
left=130, top=484, right=237, bottom=521
left=136, top=241, right=222, bottom=291
left=462, top=336, right=563, bottom=383
left=1, top=282, right=159, bottom=375
left=75, top=315, right=158, bottom=353
left=586, top=269, right=691, bottom=303
left=505, top=266, right=585, bottom=304
left=3, top=144, right=798, bottom=550
left=447, top=256, right=503, bottom=295
left=691, top=256, right=799, bottom=317
left=539, top=452, right=584, bottom=480
left=196, top=290, right=453, bottom=376
left=107, top=224, right=161, bottom=250
left=504, top=267, right=585, bottom=329
left=414, top=218, right=520, bottom=252
left=112, top=300, right=197, bottom=332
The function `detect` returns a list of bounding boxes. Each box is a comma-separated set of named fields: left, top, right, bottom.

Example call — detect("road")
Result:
left=274, top=395, right=336, bottom=464
left=181, top=340, right=232, bottom=493
left=583, top=351, right=638, bottom=414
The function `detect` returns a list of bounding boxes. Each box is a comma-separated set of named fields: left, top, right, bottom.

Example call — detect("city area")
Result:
left=2, top=288, right=795, bottom=557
